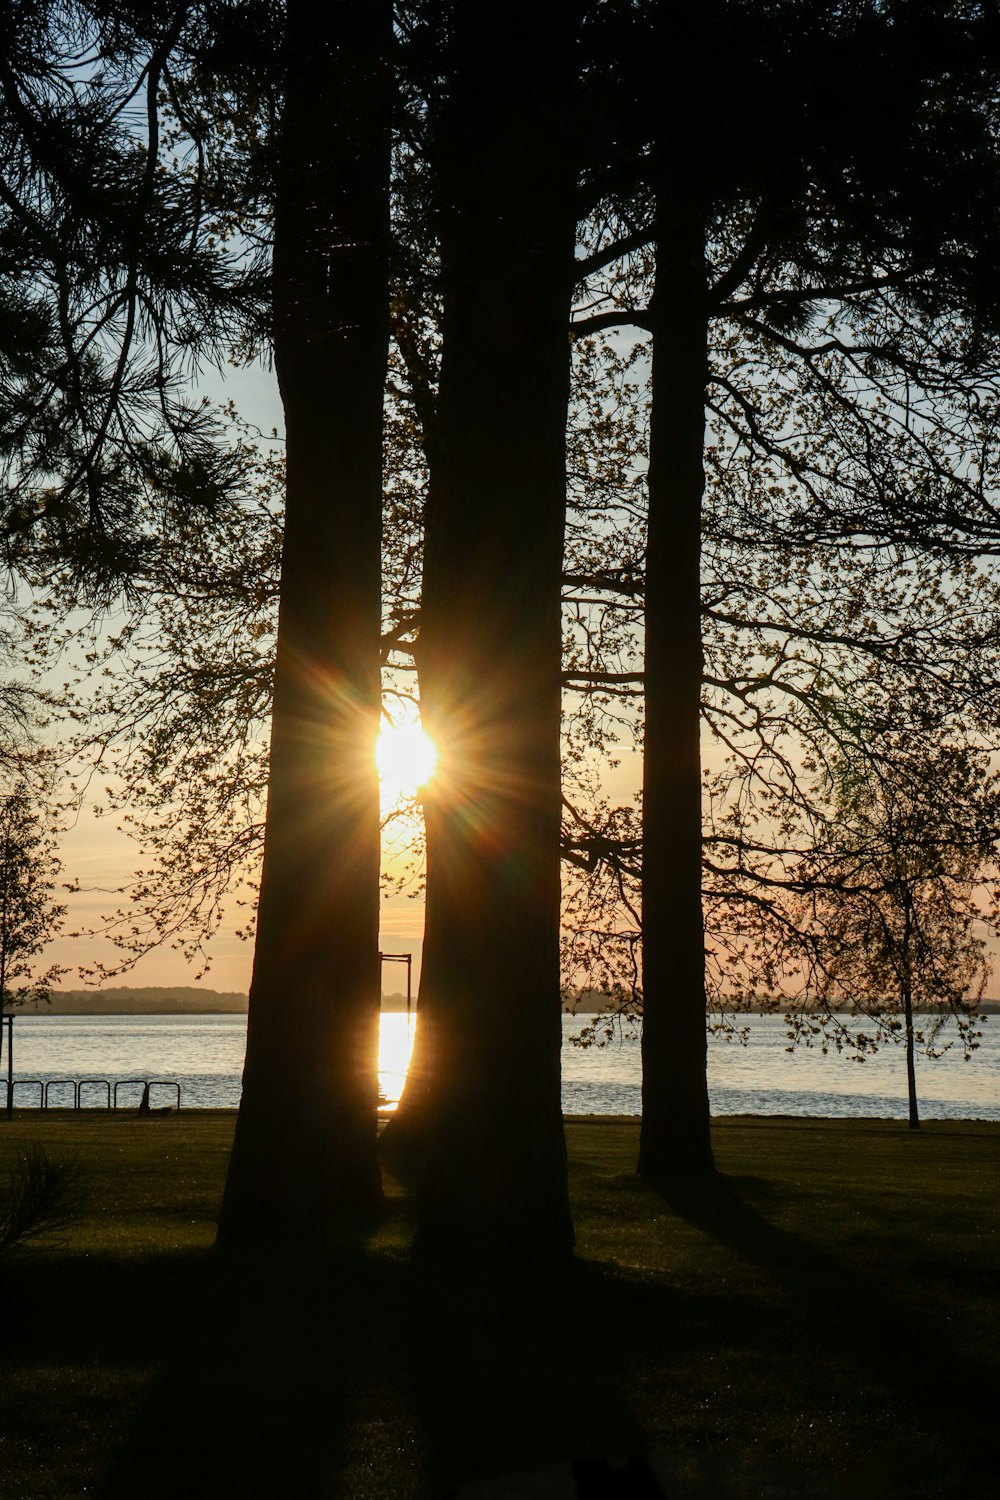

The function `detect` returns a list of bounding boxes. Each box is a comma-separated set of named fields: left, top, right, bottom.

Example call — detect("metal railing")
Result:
left=78, top=1079, right=111, bottom=1109
left=2, top=1078, right=181, bottom=1111
left=44, top=1079, right=78, bottom=1109
left=10, top=1079, right=43, bottom=1108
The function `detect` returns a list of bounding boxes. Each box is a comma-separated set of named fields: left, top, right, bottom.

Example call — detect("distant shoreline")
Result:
left=12, top=987, right=249, bottom=1016
left=8, top=986, right=997, bottom=1017
left=8, top=986, right=416, bottom=1016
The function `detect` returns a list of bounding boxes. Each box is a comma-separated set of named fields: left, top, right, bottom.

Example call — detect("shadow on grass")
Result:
left=82, top=1245, right=660, bottom=1499
left=5, top=1170, right=996, bottom=1500
left=653, top=1169, right=998, bottom=1495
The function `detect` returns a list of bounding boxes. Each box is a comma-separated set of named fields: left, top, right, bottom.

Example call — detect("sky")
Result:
left=28, top=339, right=1000, bottom=1000
left=36, top=338, right=999, bottom=1000
left=44, top=749, right=645, bottom=996
left=16, top=286, right=653, bottom=995
left=35, top=357, right=642, bottom=996
left=37, top=357, right=427, bottom=994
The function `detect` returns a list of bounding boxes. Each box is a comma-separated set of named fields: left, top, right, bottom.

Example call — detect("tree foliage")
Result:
left=0, top=0, right=259, bottom=589
left=0, top=781, right=65, bottom=1008
left=788, top=740, right=997, bottom=1126
left=7, top=1, right=1000, bottom=1236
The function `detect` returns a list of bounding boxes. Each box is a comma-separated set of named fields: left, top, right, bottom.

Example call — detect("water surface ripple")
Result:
left=3, top=1012, right=997, bottom=1119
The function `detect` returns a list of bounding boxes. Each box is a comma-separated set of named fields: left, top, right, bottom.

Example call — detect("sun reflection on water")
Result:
left=378, top=1011, right=417, bottom=1109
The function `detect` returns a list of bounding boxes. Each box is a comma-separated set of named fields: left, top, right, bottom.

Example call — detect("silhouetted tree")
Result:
left=793, top=742, right=996, bottom=1130
left=4, top=0, right=393, bottom=1241
left=394, top=0, right=581, bottom=1260
left=0, top=783, right=65, bottom=1014
left=567, top=0, right=1000, bottom=1184
left=0, top=603, right=42, bottom=778
left=217, top=0, right=392, bottom=1243
left=18, top=0, right=1000, bottom=1239
left=637, top=180, right=714, bottom=1181
left=0, top=0, right=250, bottom=589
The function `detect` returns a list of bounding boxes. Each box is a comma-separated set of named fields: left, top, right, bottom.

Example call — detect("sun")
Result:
left=376, top=715, right=438, bottom=801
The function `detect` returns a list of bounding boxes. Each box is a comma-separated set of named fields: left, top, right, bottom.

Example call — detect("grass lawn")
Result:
left=0, top=1113, right=996, bottom=1498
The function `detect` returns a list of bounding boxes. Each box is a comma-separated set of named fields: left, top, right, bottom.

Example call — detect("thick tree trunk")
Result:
left=386, top=3, right=578, bottom=1260
left=637, top=190, right=715, bottom=1185
left=217, top=0, right=390, bottom=1244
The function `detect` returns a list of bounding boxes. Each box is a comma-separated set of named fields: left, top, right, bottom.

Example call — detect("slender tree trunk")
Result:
left=0, top=837, right=8, bottom=1001
left=1, top=850, right=8, bottom=1117
left=901, top=899, right=920, bottom=1130
left=217, top=0, right=390, bottom=1244
left=637, top=186, right=715, bottom=1185
left=903, top=983, right=920, bottom=1130
left=385, top=3, right=578, bottom=1260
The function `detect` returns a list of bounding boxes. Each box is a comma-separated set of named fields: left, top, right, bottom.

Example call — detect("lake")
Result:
left=3, top=1011, right=998, bottom=1119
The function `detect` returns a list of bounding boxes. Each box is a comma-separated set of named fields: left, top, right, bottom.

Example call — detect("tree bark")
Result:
left=902, top=896, right=920, bottom=1130
left=904, top=986, right=920, bottom=1130
left=637, top=184, right=716, bottom=1185
left=217, top=0, right=390, bottom=1244
left=385, top=2, right=578, bottom=1260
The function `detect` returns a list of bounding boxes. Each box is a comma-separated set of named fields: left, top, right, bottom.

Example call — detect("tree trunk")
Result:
left=637, top=186, right=715, bottom=1185
left=901, top=898, right=920, bottom=1130
left=217, top=0, right=390, bottom=1244
left=904, top=983, right=920, bottom=1130
left=387, top=3, right=578, bottom=1260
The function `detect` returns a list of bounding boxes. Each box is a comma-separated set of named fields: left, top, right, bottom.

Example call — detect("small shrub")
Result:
left=0, top=1143, right=86, bottom=1253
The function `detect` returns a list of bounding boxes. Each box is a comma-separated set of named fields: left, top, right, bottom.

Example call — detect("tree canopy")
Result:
left=5, top=0, right=1000, bottom=1246
left=0, top=781, right=65, bottom=1010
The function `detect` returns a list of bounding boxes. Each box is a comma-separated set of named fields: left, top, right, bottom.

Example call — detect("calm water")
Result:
left=3, top=1012, right=998, bottom=1119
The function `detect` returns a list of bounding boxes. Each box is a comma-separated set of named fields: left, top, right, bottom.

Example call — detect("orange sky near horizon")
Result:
left=42, top=730, right=645, bottom=997
left=31, top=360, right=1000, bottom=1002
left=46, top=799, right=427, bottom=996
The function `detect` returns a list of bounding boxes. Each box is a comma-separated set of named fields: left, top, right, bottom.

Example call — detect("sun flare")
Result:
left=376, top=717, right=438, bottom=800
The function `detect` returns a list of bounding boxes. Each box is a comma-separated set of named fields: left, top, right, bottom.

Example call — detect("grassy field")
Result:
left=0, top=1113, right=996, bottom=1498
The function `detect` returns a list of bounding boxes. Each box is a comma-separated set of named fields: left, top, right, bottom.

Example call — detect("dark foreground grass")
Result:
left=0, top=1114, right=996, bottom=1499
